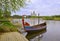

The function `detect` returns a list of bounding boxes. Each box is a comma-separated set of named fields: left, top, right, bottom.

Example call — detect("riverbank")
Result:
left=42, top=17, right=60, bottom=21
left=0, top=18, right=20, bottom=32
left=0, top=32, right=28, bottom=41
left=0, top=18, right=28, bottom=41
left=9, top=15, right=60, bottom=21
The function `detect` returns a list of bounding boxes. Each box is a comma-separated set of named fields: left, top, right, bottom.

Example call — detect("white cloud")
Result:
left=12, top=0, right=60, bottom=16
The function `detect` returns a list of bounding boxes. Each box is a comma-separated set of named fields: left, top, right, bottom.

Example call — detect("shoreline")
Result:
left=0, top=32, right=28, bottom=41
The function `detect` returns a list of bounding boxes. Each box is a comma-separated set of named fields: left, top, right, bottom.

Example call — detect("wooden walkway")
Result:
left=0, top=32, right=28, bottom=41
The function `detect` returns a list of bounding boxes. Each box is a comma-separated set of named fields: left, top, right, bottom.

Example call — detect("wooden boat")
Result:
left=24, top=22, right=46, bottom=33
left=22, top=15, right=46, bottom=33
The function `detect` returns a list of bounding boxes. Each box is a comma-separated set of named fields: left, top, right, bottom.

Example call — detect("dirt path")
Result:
left=0, top=32, right=28, bottom=41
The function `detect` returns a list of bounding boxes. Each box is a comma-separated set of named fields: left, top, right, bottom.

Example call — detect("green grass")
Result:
left=42, top=17, right=53, bottom=20
left=41, top=16, right=60, bottom=20
left=0, top=20, right=18, bottom=32
left=53, top=17, right=60, bottom=20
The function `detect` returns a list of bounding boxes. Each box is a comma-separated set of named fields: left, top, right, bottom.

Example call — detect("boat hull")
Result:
left=26, top=26, right=46, bottom=33
left=24, top=22, right=46, bottom=33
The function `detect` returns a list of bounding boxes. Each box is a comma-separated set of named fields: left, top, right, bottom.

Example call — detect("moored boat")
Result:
left=24, top=22, right=46, bottom=33
left=22, top=15, right=47, bottom=33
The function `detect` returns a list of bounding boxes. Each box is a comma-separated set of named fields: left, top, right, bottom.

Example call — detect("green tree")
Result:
left=0, top=0, right=26, bottom=18
left=0, top=0, right=27, bottom=32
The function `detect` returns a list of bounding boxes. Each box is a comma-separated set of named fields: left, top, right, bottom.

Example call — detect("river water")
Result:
left=12, top=18, right=60, bottom=41
left=29, top=20, right=60, bottom=41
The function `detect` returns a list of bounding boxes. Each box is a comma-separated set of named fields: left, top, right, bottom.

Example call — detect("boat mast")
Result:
left=38, top=13, right=39, bottom=24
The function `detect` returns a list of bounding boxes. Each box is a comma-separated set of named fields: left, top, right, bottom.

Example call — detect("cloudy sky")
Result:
left=12, top=0, right=60, bottom=16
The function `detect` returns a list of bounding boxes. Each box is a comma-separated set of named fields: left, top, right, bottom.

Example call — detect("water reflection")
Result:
left=26, top=28, right=47, bottom=41
left=30, top=35, right=43, bottom=41
left=24, top=18, right=45, bottom=26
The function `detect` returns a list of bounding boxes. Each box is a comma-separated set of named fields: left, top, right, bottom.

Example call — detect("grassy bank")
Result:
left=42, top=16, right=53, bottom=20
left=53, top=17, right=60, bottom=20
left=27, top=16, right=60, bottom=21
left=0, top=18, right=18, bottom=32
left=42, top=16, right=60, bottom=20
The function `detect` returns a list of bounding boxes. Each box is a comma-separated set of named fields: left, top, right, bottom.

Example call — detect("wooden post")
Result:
left=38, top=13, right=39, bottom=24
left=22, top=16, right=25, bottom=27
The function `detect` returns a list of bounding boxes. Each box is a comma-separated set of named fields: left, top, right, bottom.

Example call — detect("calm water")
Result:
left=29, top=20, right=60, bottom=41
left=12, top=19, right=60, bottom=41
left=39, top=20, right=60, bottom=41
